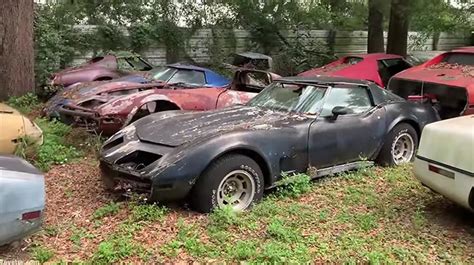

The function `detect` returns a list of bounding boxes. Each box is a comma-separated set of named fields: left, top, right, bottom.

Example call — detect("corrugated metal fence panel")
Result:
left=71, top=28, right=470, bottom=66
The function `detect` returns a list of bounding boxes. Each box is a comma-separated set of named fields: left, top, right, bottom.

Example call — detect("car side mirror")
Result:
left=331, top=106, right=351, bottom=119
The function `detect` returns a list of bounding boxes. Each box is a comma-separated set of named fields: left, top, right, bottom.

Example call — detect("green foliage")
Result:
left=275, top=173, right=312, bottom=198
left=34, top=119, right=81, bottom=170
left=32, top=246, right=54, bottom=264
left=93, top=202, right=121, bottom=219
left=6, top=93, right=40, bottom=114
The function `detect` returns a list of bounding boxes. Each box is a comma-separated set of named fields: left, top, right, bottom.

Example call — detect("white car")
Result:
left=414, top=115, right=474, bottom=212
left=0, top=156, right=45, bottom=246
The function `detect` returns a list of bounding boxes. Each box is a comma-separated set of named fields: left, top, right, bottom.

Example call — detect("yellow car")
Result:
left=0, top=103, right=43, bottom=154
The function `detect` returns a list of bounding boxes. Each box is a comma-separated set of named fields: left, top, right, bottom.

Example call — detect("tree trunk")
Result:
left=0, top=0, right=35, bottom=100
left=367, top=0, right=385, bottom=53
left=386, top=0, right=410, bottom=57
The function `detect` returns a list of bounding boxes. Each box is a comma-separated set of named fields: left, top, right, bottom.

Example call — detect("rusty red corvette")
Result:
left=389, top=47, right=474, bottom=119
left=51, top=54, right=154, bottom=87
left=298, top=53, right=412, bottom=88
left=53, top=69, right=279, bottom=135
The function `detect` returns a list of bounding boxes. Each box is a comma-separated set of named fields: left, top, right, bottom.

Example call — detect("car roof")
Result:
left=278, top=76, right=372, bottom=86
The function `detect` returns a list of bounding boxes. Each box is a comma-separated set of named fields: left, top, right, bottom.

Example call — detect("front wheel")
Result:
left=190, top=154, right=264, bottom=213
left=376, top=123, right=418, bottom=166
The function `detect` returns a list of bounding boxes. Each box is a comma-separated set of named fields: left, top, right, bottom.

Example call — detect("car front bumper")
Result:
left=99, top=159, right=193, bottom=202
left=414, top=156, right=474, bottom=211
left=57, top=105, right=124, bottom=136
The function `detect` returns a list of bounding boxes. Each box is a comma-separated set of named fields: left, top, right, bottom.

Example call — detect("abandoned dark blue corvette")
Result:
left=100, top=76, right=439, bottom=212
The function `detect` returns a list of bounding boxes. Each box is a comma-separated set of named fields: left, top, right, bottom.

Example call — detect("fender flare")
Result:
left=123, top=94, right=182, bottom=126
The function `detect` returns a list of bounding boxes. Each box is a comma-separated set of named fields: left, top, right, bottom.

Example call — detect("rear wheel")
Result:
left=376, top=123, right=418, bottom=166
left=190, top=154, right=264, bottom=213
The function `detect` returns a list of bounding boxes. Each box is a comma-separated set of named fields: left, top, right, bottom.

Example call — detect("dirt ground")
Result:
left=1, top=161, right=473, bottom=263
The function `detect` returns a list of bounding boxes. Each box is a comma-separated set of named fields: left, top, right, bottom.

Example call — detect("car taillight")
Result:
left=428, top=164, right=454, bottom=179
left=22, top=210, right=41, bottom=221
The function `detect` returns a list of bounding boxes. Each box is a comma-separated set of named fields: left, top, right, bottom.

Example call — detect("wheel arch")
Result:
left=199, top=147, right=273, bottom=189
left=124, top=97, right=182, bottom=126
left=388, top=118, right=421, bottom=140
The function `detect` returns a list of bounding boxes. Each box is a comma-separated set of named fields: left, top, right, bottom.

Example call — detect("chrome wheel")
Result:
left=217, top=169, right=255, bottom=211
left=391, top=132, right=415, bottom=165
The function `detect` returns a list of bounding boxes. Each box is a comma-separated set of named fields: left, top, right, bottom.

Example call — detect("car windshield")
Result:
left=149, top=67, right=177, bottom=81
left=168, top=69, right=206, bottom=85
left=248, top=82, right=327, bottom=114
left=125, top=57, right=152, bottom=71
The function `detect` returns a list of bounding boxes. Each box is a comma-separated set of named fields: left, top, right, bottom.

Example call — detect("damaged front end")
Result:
left=99, top=124, right=193, bottom=202
left=57, top=103, right=125, bottom=135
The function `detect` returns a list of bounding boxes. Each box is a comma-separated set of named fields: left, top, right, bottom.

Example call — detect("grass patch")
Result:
left=130, top=203, right=168, bottom=222
left=93, top=202, right=121, bottom=220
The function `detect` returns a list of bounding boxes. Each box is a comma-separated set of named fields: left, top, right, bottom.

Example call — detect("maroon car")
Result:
left=51, top=54, right=153, bottom=87
left=55, top=69, right=279, bottom=135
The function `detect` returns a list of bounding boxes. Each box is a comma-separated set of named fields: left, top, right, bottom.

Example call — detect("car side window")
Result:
left=320, top=87, right=373, bottom=117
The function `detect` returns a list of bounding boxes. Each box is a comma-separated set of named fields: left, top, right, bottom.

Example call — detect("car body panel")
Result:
left=48, top=69, right=277, bottom=135
left=0, top=104, right=43, bottom=154
left=298, top=53, right=411, bottom=88
left=51, top=54, right=154, bottom=87
left=100, top=76, right=439, bottom=202
left=414, top=115, right=474, bottom=211
left=389, top=48, right=474, bottom=119
left=0, top=156, right=45, bottom=246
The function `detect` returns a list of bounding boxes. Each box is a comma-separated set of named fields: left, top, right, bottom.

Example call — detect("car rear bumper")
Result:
left=0, top=214, right=43, bottom=246
left=414, top=156, right=474, bottom=211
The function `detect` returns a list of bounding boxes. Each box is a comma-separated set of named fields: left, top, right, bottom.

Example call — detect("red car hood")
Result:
left=298, top=56, right=386, bottom=87
left=393, top=63, right=473, bottom=88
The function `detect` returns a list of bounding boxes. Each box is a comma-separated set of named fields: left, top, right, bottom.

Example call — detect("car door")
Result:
left=216, top=70, right=276, bottom=108
left=308, top=85, right=387, bottom=168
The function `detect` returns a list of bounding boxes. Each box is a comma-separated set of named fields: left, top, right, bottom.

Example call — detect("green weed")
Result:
left=275, top=173, right=312, bottom=198
left=130, top=203, right=167, bottom=222
left=32, top=246, right=54, bottom=264
left=93, top=202, right=121, bottom=219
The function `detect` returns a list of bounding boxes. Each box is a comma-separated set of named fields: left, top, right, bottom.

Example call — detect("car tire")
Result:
left=376, top=123, right=418, bottom=166
left=190, top=154, right=264, bottom=213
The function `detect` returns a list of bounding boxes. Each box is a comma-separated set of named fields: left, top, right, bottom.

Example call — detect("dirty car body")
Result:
left=44, top=63, right=231, bottom=119
left=0, top=156, right=45, bottom=246
left=298, top=53, right=412, bottom=88
left=0, top=103, right=43, bottom=155
left=414, top=115, right=474, bottom=212
left=50, top=69, right=275, bottom=136
left=51, top=54, right=154, bottom=87
left=100, top=76, right=439, bottom=212
left=389, top=47, right=474, bottom=119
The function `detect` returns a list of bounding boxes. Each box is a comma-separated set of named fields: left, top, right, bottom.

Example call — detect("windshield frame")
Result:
left=247, top=81, right=331, bottom=114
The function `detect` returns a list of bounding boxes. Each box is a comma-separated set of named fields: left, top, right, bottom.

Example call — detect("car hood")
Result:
left=134, top=106, right=312, bottom=146
left=393, top=65, right=473, bottom=88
